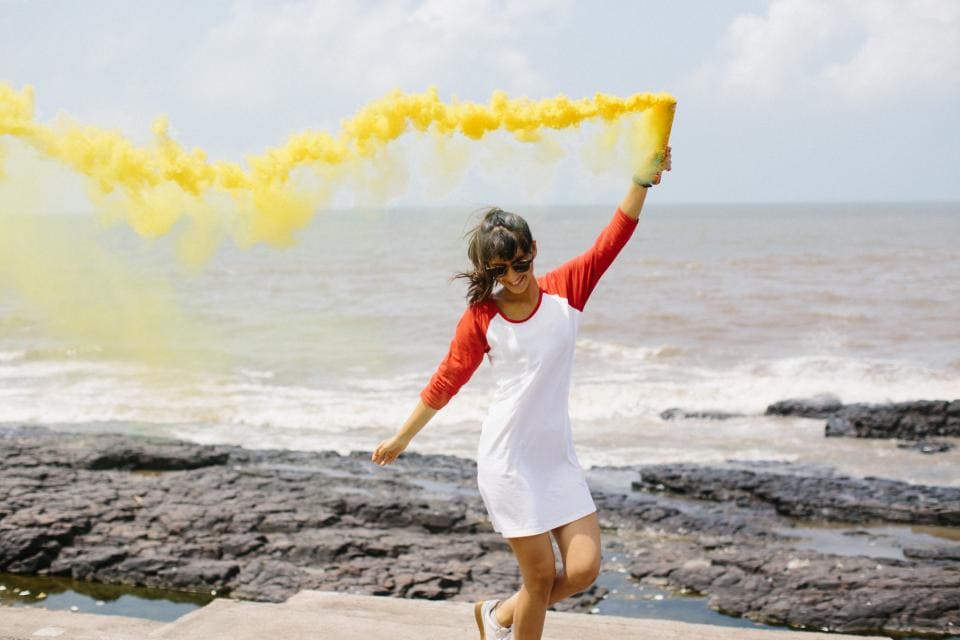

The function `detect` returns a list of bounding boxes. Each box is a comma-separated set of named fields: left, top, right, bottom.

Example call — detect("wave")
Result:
left=575, top=338, right=688, bottom=362
left=0, top=347, right=956, bottom=435
left=0, top=350, right=26, bottom=363
left=570, top=354, right=960, bottom=421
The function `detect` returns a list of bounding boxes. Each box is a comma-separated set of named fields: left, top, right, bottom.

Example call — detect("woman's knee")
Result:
left=521, top=563, right=557, bottom=595
left=508, top=534, right=557, bottom=595
left=565, top=555, right=601, bottom=592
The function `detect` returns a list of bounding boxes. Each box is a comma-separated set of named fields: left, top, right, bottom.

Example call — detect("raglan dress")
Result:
left=420, top=208, right=638, bottom=538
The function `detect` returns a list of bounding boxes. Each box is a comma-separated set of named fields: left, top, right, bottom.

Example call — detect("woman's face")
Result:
left=488, top=241, right=537, bottom=296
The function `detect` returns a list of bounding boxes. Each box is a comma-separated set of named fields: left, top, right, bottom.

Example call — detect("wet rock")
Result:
left=162, top=559, right=241, bottom=591
left=230, top=558, right=306, bottom=602
left=617, top=462, right=960, bottom=636
left=660, top=408, right=743, bottom=421
left=897, top=439, right=955, bottom=454
left=766, top=396, right=960, bottom=440
left=765, top=394, right=844, bottom=418
left=0, top=427, right=527, bottom=608
left=48, top=546, right=127, bottom=580
left=618, top=507, right=960, bottom=636
left=685, top=549, right=960, bottom=636
left=2, top=426, right=958, bottom=636
left=825, top=400, right=960, bottom=439
left=903, top=545, right=960, bottom=561
left=76, top=437, right=232, bottom=471
left=220, top=534, right=268, bottom=558
left=634, top=463, right=960, bottom=525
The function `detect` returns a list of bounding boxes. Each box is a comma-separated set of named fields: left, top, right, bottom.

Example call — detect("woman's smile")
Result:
left=506, top=273, right=526, bottom=289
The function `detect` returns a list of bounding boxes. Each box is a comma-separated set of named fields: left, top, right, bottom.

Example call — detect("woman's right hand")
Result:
left=371, top=434, right=409, bottom=466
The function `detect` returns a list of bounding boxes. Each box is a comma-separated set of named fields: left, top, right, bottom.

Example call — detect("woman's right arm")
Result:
left=371, top=400, right=437, bottom=466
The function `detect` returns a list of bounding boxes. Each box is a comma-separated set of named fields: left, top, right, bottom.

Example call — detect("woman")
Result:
left=372, top=147, right=672, bottom=640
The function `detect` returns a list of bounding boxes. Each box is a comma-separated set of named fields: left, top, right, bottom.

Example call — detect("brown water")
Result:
left=1, top=203, right=958, bottom=486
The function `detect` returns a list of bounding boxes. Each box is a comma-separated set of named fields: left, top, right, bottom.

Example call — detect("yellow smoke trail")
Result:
left=0, top=85, right=675, bottom=364
left=0, top=83, right=675, bottom=261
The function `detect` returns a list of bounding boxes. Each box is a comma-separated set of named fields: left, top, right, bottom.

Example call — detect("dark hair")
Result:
left=454, top=207, right=534, bottom=304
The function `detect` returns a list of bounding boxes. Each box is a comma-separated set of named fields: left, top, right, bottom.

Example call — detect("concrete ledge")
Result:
left=2, top=591, right=892, bottom=640
left=0, top=606, right=163, bottom=640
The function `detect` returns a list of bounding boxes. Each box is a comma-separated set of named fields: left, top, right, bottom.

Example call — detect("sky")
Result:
left=1, top=0, right=958, bottom=206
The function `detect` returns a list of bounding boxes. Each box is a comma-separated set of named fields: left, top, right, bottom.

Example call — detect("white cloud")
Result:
left=822, top=1, right=960, bottom=102
left=692, top=0, right=960, bottom=104
left=721, top=0, right=846, bottom=99
left=180, top=0, right=566, bottom=119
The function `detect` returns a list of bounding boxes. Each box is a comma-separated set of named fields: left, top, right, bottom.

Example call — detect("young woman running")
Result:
left=372, top=147, right=672, bottom=640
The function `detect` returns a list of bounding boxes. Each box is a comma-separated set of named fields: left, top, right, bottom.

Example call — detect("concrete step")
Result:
left=0, top=605, right=164, bottom=640
left=147, top=590, right=891, bottom=640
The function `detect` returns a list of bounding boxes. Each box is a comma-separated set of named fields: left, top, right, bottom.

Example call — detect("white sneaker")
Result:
left=473, top=599, right=512, bottom=640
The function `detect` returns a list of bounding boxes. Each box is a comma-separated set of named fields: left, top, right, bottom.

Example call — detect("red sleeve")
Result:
left=420, top=302, right=494, bottom=410
left=541, top=207, right=638, bottom=312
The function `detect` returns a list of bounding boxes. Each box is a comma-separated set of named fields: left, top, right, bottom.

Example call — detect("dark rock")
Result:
left=694, top=549, right=960, bottom=636
left=2, top=426, right=958, bottom=637
left=765, top=394, right=844, bottom=418
left=825, top=414, right=857, bottom=437
left=660, top=408, right=743, bottom=421
left=897, top=439, right=955, bottom=454
left=903, top=545, right=960, bottom=561
left=70, top=435, right=232, bottom=471
left=0, top=427, right=527, bottom=609
left=949, top=400, right=960, bottom=417
left=621, top=534, right=960, bottom=636
left=230, top=558, right=307, bottom=602
left=633, top=463, right=960, bottom=525
left=608, top=462, right=960, bottom=637
left=766, top=396, right=960, bottom=440
left=824, top=400, right=956, bottom=440
left=162, top=559, right=241, bottom=591
left=220, top=534, right=268, bottom=558
left=49, top=546, right=127, bottom=580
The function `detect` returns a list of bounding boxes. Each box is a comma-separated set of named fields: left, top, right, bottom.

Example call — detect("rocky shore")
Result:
left=623, top=464, right=960, bottom=635
left=1, top=426, right=958, bottom=637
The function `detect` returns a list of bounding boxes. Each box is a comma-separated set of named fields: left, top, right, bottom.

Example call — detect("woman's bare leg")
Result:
left=496, top=512, right=602, bottom=629
left=504, top=531, right=556, bottom=640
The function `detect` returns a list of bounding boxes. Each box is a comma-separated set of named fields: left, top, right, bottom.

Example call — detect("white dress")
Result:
left=421, top=208, right=638, bottom=537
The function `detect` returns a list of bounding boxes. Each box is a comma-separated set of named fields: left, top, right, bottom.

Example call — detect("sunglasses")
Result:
left=486, top=256, right=533, bottom=279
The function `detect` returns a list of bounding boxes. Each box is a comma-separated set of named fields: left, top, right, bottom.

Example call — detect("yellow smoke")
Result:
left=0, top=160, right=200, bottom=366
left=0, top=83, right=675, bottom=262
left=0, top=215, right=193, bottom=364
left=0, top=84, right=674, bottom=363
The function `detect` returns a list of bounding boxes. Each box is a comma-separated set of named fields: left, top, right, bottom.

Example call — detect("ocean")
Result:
left=1, top=202, right=958, bottom=486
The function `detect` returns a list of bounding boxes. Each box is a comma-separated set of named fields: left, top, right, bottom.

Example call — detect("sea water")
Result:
left=1, top=202, right=958, bottom=485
